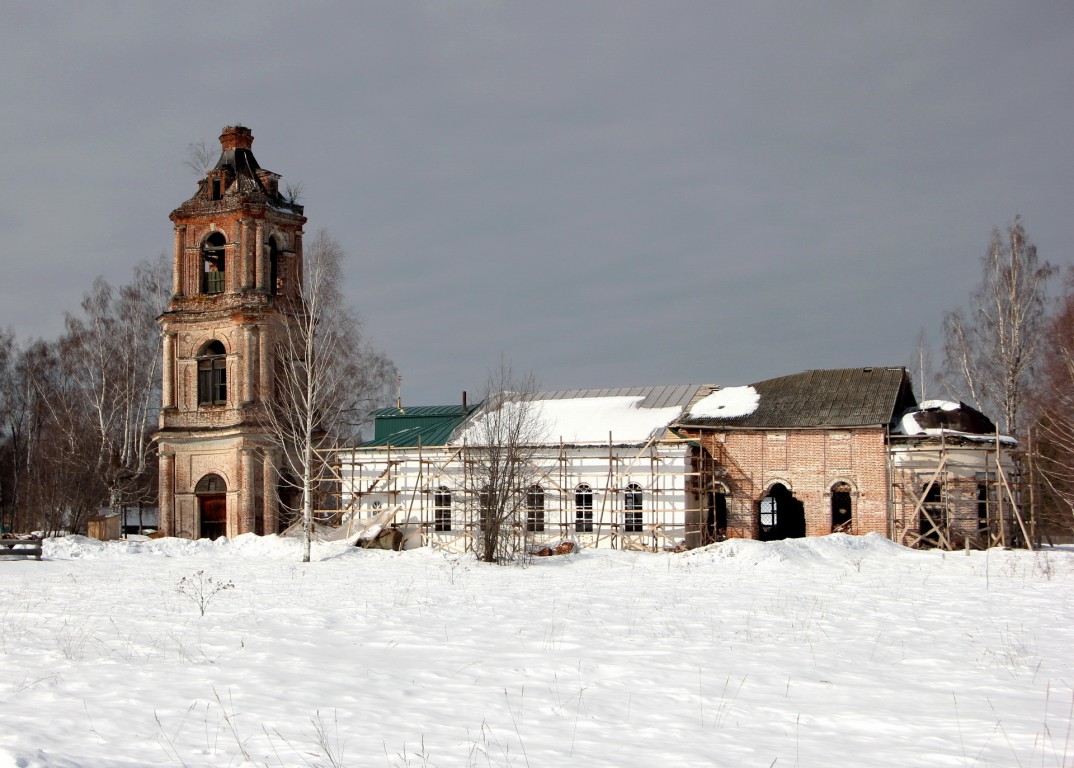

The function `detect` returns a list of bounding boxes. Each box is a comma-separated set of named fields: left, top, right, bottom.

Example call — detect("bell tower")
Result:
left=156, top=126, right=306, bottom=539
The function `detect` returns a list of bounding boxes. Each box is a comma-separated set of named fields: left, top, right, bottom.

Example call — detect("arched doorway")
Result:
left=759, top=483, right=805, bottom=541
left=196, top=473, right=227, bottom=540
left=831, top=482, right=853, bottom=532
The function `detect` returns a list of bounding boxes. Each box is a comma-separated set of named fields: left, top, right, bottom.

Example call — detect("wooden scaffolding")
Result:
left=332, top=434, right=710, bottom=553
left=888, top=430, right=1033, bottom=551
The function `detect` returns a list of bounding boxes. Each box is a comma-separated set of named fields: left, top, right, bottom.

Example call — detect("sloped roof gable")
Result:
left=678, top=367, right=915, bottom=429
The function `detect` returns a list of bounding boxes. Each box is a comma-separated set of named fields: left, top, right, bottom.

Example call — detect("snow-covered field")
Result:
left=1, top=534, right=1071, bottom=767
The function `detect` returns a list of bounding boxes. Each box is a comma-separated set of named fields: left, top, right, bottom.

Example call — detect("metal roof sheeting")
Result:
left=527, top=385, right=704, bottom=410
left=364, top=403, right=481, bottom=447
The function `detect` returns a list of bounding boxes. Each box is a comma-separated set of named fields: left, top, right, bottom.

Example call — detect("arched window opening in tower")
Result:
left=202, top=232, right=226, bottom=294
left=197, top=340, right=227, bottom=406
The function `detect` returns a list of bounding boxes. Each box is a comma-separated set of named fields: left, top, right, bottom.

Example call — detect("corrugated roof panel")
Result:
left=530, top=385, right=703, bottom=410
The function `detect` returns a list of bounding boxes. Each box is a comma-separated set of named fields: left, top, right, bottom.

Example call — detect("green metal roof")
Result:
left=369, top=404, right=474, bottom=418
left=363, top=403, right=480, bottom=447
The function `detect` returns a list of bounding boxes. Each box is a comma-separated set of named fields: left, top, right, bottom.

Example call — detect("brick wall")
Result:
left=690, top=427, right=890, bottom=540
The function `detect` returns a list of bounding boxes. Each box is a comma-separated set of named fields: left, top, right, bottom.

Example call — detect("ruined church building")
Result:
left=156, top=127, right=1022, bottom=551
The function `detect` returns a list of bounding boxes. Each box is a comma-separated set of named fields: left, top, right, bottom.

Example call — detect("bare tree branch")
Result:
left=184, top=140, right=215, bottom=177
left=283, top=181, right=304, bottom=204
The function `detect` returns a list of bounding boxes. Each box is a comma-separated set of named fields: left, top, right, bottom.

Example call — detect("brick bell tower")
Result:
left=156, top=126, right=306, bottom=539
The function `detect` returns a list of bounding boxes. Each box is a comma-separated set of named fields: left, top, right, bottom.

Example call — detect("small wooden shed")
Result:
left=87, top=514, right=122, bottom=542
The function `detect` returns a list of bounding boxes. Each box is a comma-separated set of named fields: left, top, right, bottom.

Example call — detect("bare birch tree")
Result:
left=941, top=216, right=1055, bottom=435
left=460, top=361, right=546, bottom=564
left=61, top=256, right=170, bottom=512
left=264, top=230, right=396, bottom=562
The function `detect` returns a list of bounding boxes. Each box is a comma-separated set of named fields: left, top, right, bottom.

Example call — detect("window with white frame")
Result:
left=526, top=484, right=545, bottom=533
left=433, top=486, right=452, bottom=532
left=575, top=483, right=593, bottom=533
left=760, top=494, right=778, bottom=527
left=624, top=483, right=643, bottom=533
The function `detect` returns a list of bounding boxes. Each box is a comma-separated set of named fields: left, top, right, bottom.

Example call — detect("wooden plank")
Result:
left=0, top=540, right=43, bottom=560
left=896, top=455, right=949, bottom=546
left=995, top=454, right=1033, bottom=551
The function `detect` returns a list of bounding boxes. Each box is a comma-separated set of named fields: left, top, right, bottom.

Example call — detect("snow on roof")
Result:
left=688, top=386, right=760, bottom=419
left=917, top=400, right=960, bottom=412
left=893, top=401, right=1017, bottom=446
left=453, top=392, right=689, bottom=446
left=678, top=368, right=911, bottom=428
left=532, top=395, right=684, bottom=444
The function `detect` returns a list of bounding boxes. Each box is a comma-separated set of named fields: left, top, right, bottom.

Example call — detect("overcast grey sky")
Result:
left=1, top=3, right=1071, bottom=405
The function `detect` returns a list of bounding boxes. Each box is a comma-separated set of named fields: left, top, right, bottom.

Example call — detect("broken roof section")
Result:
left=679, top=367, right=916, bottom=429
left=173, top=125, right=303, bottom=215
left=892, top=399, right=1016, bottom=445
left=451, top=385, right=710, bottom=446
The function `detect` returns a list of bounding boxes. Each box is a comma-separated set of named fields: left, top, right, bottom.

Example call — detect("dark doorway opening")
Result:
left=199, top=495, right=227, bottom=540
left=831, top=482, right=853, bottom=533
left=759, top=483, right=805, bottom=541
left=919, top=482, right=946, bottom=547
left=196, top=473, right=228, bottom=540
left=277, top=472, right=301, bottom=533
left=705, top=488, right=728, bottom=544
